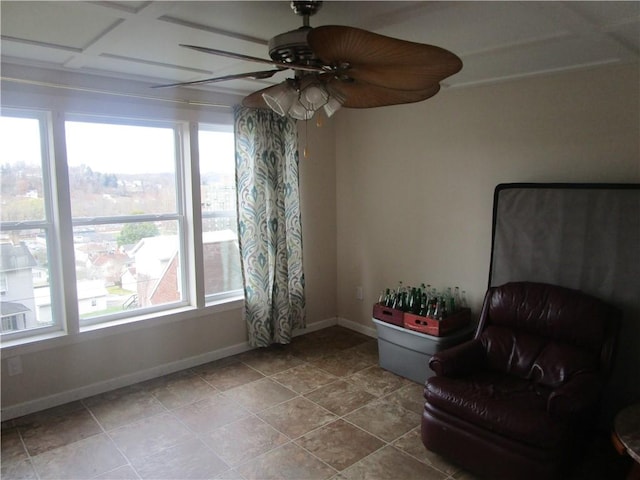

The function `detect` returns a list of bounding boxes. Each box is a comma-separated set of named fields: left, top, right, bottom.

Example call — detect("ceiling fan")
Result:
left=155, top=1, right=462, bottom=120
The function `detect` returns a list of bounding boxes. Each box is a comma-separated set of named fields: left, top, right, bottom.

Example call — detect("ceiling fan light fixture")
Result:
left=262, top=82, right=296, bottom=116
left=262, top=75, right=344, bottom=120
left=323, top=85, right=345, bottom=117
left=300, top=82, right=329, bottom=110
left=323, top=97, right=342, bottom=118
left=288, top=99, right=316, bottom=120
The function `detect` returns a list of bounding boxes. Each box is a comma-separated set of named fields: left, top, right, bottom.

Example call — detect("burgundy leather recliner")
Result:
left=422, top=282, right=620, bottom=480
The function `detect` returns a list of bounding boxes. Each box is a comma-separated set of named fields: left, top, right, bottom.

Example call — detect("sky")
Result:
left=0, top=116, right=41, bottom=166
left=0, top=116, right=235, bottom=177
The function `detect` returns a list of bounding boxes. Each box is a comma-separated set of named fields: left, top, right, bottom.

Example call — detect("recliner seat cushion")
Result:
left=425, top=372, right=567, bottom=449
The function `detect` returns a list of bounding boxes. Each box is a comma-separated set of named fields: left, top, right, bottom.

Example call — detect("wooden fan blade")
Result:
left=152, top=69, right=282, bottom=89
left=327, top=77, right=441, bottom=108
left=308, top=26, right=462, bottom=91
left=242, top=84, right=275, bottom=109
left=180, top=44, right=324, bottom=73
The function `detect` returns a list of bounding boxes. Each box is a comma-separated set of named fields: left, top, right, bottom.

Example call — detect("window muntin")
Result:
left=0, top=112, right=57, bottom=336
left=198, top=125, right=242, bottom=299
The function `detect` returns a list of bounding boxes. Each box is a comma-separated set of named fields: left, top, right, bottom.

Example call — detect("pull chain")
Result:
left=302, top=111, right=325, bottom=159
left=303, top=118, right=309, bottom=159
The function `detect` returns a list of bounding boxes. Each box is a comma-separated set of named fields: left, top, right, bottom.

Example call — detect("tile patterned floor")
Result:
left=1, top=326, right=632, bottom=480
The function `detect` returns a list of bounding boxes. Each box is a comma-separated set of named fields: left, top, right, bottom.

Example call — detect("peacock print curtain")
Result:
left=234, top=105, right=306, bottom=347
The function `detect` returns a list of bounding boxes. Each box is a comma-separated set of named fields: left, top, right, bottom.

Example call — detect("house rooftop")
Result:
left=0, top=242, right=37, bottom=272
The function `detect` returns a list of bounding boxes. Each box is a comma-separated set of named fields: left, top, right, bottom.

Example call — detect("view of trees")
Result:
left=68, top=165, right=177, bottom=217
left=1, top=162, right=179, bottom=220
left=1, top=163, right=45, bottom=221
left=117, top=222, right=159, bottom=247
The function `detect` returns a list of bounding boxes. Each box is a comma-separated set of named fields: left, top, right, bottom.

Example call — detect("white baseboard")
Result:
left=293, top=317, right=338, bottom=336
left=1, top=316, right=372, bottom=421
left=337, top=316, right=377, bottom=338
left=296, top=317, right=377, bottom=338
left=1, top=341, right=252, bottom=421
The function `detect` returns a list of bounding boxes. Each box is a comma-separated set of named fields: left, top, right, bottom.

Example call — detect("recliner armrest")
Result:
left=547, top=372, right=602, bottom=421
left=429, top=338, right=486, bottom=377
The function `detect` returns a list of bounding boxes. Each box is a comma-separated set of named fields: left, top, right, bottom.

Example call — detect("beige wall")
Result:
left=335, top=63, right=639, bottom=329
left=299, top=119, right=338, bottom=326
left=1, top=308, right=247, bottom=411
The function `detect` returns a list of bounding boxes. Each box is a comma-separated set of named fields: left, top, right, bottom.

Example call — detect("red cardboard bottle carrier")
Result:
left=373, top=303, right=471, bottom=336
left=404, top=308, right=471, bottom=336
left=372, top=303, right=404, bottom=327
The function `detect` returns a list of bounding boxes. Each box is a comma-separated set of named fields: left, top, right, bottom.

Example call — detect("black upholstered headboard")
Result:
left=489, top=183, right=640, bottom=420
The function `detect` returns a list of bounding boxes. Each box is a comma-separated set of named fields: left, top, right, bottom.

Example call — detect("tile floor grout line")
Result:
left=82, top=399, right=156, bottom=480
left=289, top=419, right=394, bottom=476
left=220, top=436, right=338, bottom=478
left=19, top=401, right=131, bottom=480
left=392, top=426, right=462, bottom=477
left=105, top=404, right=234, bottom=480
left=210, top=348, right=402, bottom=478
left=290, top=435, right=354, bottom=477
left=13, top=426, right=43, bottom=480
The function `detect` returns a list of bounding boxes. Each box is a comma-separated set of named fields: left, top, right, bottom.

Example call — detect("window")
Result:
left=0, top=112, right=56, bottom=336
left=198, top=125, right=242, bottom=300
left=0, top=109, right=240, bottom=341
left=65, top=119, right=185, bottom=324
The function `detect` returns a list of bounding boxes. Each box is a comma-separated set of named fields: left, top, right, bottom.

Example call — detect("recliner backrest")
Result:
left=476, top=282, right=620, bottom=387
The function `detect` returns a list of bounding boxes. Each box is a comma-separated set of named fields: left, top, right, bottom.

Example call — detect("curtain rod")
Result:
left=0, top=76, right=233, bottom=109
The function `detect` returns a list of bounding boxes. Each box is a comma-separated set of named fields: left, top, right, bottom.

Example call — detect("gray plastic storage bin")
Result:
left=373, top=318, right=475, bottom=384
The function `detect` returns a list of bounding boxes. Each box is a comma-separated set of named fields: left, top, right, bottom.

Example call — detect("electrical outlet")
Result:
left=7, top=356, right=22, bottom=376
left=356, top=286, right=364, bottom=300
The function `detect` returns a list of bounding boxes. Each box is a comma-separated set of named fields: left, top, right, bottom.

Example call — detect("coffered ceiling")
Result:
left=1, top=1, right=639, bottom=98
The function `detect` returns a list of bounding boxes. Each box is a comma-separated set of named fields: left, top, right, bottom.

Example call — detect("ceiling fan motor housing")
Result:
left=291, top=1, right=323, bottom=18
left=269, top=27, right=319, bottom=66
left=269, top=1, right=323, bottom=66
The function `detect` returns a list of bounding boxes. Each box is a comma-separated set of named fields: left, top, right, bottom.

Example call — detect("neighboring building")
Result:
left=120, top=266, right=137, bottom=293
left=77, top=280, right=109, bottom=318
left=0, top=301, right=30, bottom=332
left=202, top=230, right=243, bottom=296
left=89, top=251, right=130, bottom=286
left=0, top=242, right=38, bottom=332
left=128, top=235, right=179, bottom=308
left=34, top=280, right=109, bottom=324
left=128, top=231, right=242, bottom=307
left=149, top=253, right=180, bottom=306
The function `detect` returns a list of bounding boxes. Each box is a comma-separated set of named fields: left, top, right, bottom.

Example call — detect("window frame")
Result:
left=0, top=103, right=243, bottom=348
left=64, top=114, right=191, bottom=326
left=198, top=122, right=243, bottom=303
left=0, top=108, right=64, bottom=340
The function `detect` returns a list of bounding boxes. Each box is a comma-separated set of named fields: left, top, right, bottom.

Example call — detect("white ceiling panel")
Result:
left=455, top=35, right=630, bottom=86
left=1, top=41, right=77, bottom=67
left=375, top=2, right=572, bottom=53
left=1, top=1, right=638, bottom=100
left=0, top=1, right=122, bottom=49
left=567, top=1, right=640, bottom=27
